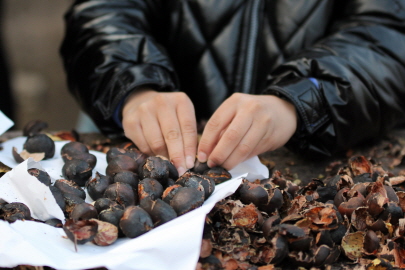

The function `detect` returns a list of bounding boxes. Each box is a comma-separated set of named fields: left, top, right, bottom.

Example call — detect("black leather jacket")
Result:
left=61, top=0, right=405, bottom=157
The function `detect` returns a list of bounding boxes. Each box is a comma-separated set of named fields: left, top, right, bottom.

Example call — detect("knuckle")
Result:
left=246, top=100, right=263, bottom=113
left=175, top=91, right=188, bottom=101
left=154, top=94, right=168, bottom=105
left=210, top=155, right=225, bottom=166
left=137, top=143, right=152, bottom=156
left=210, top=155, right=225, bottom=165
left=169, top=155, right=183, bottom=165
left=197, top=139, right=210, bottom=150
left=230, top=92, right=243, bottom=100
left=224, top=128, right=240, bottom=142
left=198, top=138, right=210, bottom=151
left=165, top=129, right=180, bottom=141
left=237, top=143, right=252, bottom=156
left=205, top=118, right=221, bottom=131
left=122, top=119, right=133, bottom=130
left=182, top=121, right=197, bottom=135
left=262, top=115, right=272, bottom=125
left=150, top=139, right=166, bottom=153
left=138, top=103, right=150, bottom=113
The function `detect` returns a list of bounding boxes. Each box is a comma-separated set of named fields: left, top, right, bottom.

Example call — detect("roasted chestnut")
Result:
left=62, top=159, right=93, bottom=186
left=54, top=179, right=86, bottom=200
left=204, top=166, right=232, bottom=184
left=0, top=202, right=32, bottom=223
left=27, top=168, right=52, bottom=186
left=70, top=202, right=98, bottom=221
left=104, top=182, right=136, bottom=207
left=67, top=152, right=97, bottom=169
left=23, top=134, right=55, bottom=159
left=106, top=155, right=138, bottom=177
left=176, top=172, right=215, bottom=200
left=138, top=178, right=164, bottom=201
left=22, top=120, right=48, bottom=137
left=169, top=187, right=205, bottom=216
left=238, top=180, right=269, bottom=210
left=162, top=184, right=183, bottom=204
left=113, top=171, right=139, bottom=190
left=139, top=197, right=177, bottom=226
left=99, top=206, right=124, bottom=230
left=49, top=185, right=66, bottom=212
left=192, top=160, right=210, bottom=174
left=86, top=172, right=112, bottom=201
left=63, top=192, right=86, bottom=215
left=119, top=206, right=154, bottom=238
left=61, top=141, right=89, bottom=157
left=139, top=156, right=170, bottom=183
left=94, top=197, right=121, bottom=213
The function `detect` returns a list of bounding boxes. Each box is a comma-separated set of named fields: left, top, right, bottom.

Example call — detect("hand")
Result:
left=122, top=88, right=198, bottom=175
left=197, top=93, right=297, bottom=170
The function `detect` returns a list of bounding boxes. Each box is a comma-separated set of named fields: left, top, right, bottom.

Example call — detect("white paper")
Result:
left=0, top=158, right=65, bottom=221
left=0, top=137, right=269, bottom=270
left=0, top=110, right=14, bottom=135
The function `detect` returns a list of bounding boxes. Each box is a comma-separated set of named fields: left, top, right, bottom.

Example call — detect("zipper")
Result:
left=241, top=0, right=261, bottom=93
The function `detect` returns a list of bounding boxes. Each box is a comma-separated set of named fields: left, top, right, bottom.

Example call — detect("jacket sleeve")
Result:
left=264, top=0, right=405, bottom=157
left=60, top=0, right=178, bottom=137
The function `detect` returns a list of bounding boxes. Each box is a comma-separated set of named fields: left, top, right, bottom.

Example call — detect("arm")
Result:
left=60, top=0, right=177, bottom=136
left=61, top=0, right=198, bottom=174
left=198, top=0, right=405, bottom=170
left=264, top=0, right=405, bottom=156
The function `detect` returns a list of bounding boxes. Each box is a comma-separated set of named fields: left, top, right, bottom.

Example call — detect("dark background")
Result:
left=3, top=0, right=81, bottom=131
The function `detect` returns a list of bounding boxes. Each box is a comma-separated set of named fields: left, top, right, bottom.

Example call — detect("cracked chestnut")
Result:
left=70, top=202, right=98, bottom=221
left=139, top=197, right=177, bottom=227
left=28, top=168, right=52, bottom=186
left=169, top=186, right=205, bottom=216
left=86, top=172, right=112, bottom=201
left=62, top=159, right=93, bottom=186
left=104, top=182, right=136, bottom=207
left=106, top=155, right=138, bottom=177
left=0, top=202, right=32, bottom=223
left=23, top=133, right=55, bottom=159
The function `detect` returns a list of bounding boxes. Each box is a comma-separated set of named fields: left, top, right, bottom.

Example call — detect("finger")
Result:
left=157, top=100, right=187, bottom=175
left=206, top=112, right=252, bottom=168
left=122, top=111, right=153, bottom=155
left=197, top=103, right=236, bottom=163
left=126, top=121, right=153, bottom=155
left=220, top=119, right=268, bottom=170
left=139, top=105, right=169, bottom=157
left=176, top=98, right=197, bottom=169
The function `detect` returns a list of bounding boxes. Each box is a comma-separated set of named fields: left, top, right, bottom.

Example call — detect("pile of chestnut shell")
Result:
left=197, top=156, right=405, bottom=269
left=59, top=141, right=232, bottom=248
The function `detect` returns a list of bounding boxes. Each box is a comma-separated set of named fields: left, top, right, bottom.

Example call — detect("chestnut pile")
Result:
left=196, top=156, right=405, bottom=269
left=0, top=168, right=64, bottom=227
left=58, top=141, right=232, bottom=248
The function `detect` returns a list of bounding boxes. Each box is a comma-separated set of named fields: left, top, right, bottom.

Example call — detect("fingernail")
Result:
left=207, top=160, right=216, bottom=168
left=198, top=152, right=207, bottom=163
left=177, top=166, right=186, bottom=176
left=186, top=155, right=195, bottom=169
